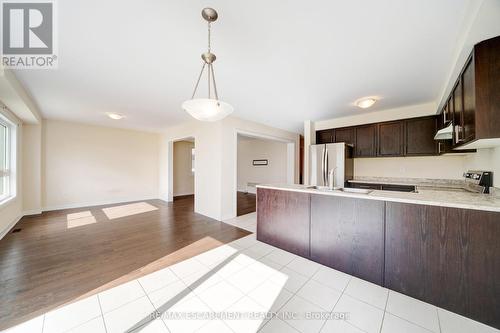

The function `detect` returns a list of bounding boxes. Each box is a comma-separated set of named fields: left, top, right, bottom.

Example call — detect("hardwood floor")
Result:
left=237, top=191, right=256, bottom=216
left=0, top=197, right=250, bottom=330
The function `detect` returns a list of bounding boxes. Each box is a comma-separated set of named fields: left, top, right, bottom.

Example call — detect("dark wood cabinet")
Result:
left=316, top=129, right=334, bottom=144
left=316, top=115, right=440, bottom=158
left=334, top=127, right=355, bottom=146
left=355, top=124, right=377, bottom=157
left=452, top=79, right=464, bottom=145
left=257, top=187, right=500, bottom=329
left=310, top=195, right=385, bottom=285
left=405, top=117, right=438, bottom=156
left=385, top=202, right=500, bottom=328
left=256, top=188, right=310, bottom=257
left=462, top=56, right=475, bottom=142
left=377, top=121, right=404, bottom=156
left=438, top=35, right=500, bottom=149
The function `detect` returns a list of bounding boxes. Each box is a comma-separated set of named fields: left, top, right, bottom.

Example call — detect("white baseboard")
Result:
left=0, top=215, right=22, bottom=240
left=42, top=196, right=160, bottom=212
left=23, top=209, right=42, bottom=216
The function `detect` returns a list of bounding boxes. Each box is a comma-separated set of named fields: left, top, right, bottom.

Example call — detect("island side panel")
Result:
left=310, top=194, right=385, bottom=285
left=256, top=188, right=311, bottom=257
left=385, top=202, right=500, bottom=329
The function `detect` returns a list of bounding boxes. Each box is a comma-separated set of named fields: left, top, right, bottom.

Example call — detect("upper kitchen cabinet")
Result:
left=462, top=56, right=475, bottom=142
left=445, top=36, right=500, bottom=150
left=355, top=124, right=377, bottom=157
left=334, top=127, right=355, bottom=146
left=316, top=129, right=334, bottom=144
left=405, top=117, right=438, bottom=156
left=377, top=121, right=404, bottom=156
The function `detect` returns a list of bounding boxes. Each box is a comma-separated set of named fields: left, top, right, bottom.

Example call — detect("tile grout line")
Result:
left=436, top=308, right=443, bottom=333
left=378, top=289, right=390, bottom=333
left=137, top=280, right=171, bottom=333
left=41, top=314, right=46, bottom=333
left=96, top=294, right=109, bottom=333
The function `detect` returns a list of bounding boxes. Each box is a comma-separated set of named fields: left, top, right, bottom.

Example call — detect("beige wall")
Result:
left=42, top=120, right=160, bottom=210
left=354, top=155, right=466, bottom=180
left=22, top=124, right=42, bottom=214
left=173, top=141, right=194, bottom=196
left=237, top=138, right=288, bottom=193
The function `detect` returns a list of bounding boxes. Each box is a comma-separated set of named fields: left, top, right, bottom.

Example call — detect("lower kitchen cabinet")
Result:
left=385, top=202, right=500, bottom=328
left=310, top=194, right=385, bottom=285
left=256, top=188, right=310, bottom=257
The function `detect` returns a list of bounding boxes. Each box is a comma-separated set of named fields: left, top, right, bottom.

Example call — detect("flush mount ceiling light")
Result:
left=356, top=98, right=377, bottom=109
left=106, top=112, right=125, bottom=120
left=182, top=8, right=234, bottom=122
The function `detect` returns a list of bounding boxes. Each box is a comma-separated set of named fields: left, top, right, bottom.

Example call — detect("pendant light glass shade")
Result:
left=183, top=8, right=233, bottom=122
left=182, top=98, right=234, bottom=122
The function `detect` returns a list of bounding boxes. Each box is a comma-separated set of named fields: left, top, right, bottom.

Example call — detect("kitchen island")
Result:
left=256, top=184, right=500, bottom=329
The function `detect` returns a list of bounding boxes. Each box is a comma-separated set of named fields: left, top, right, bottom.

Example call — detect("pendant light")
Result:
left=182, top=8, right=234, bottom=122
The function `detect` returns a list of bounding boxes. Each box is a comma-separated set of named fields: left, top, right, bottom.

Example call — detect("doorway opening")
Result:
left=236, top=133, right=295, bottom=216
left=172, top=138, right=195, bottom=209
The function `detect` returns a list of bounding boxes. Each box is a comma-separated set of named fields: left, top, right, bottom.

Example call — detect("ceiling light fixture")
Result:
left=182, top=8, right=234, bottom=122
left=106, top=112, right=124, bottom=120
left=356, top=98, right=377, bottom=109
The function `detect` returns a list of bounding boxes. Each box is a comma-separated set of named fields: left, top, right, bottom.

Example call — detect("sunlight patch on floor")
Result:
left=67, top=211, right=97, bottom=229
left=102, top=202, right=158, bottom=220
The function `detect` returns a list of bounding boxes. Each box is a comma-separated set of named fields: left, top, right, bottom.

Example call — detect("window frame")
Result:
left=0, top=110, right=16, bottom=205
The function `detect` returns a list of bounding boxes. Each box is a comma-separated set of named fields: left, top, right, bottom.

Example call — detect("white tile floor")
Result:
left=4, top=214, right=499, bottom=333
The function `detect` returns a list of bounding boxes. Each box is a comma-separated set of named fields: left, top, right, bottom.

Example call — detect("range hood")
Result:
left=434, top=123, right=453, bottom=140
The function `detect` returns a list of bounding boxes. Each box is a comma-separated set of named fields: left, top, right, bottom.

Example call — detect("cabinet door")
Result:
left=378, top=121, right=404, bottom=156
left=385, top=203, right=500, bottom=328
left=453, top=79, right=464, bottom=145
left=310, top=195, right=385, bottom=285
left=405, top=117, right=438, bottom=156
left=334, top=127, right=354, bottom=146
left=316, top=129, right=334, bottom=144
left=256, top=188, right=310, bottom=257
left=462, top=56, right=475, bottom=143
left=355, top=124, right=377, bottom=157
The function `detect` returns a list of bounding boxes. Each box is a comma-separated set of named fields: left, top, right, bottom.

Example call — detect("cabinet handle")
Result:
left=455, top=126, right=463, bottom=143
left=438, top=142, right=442, bottom=154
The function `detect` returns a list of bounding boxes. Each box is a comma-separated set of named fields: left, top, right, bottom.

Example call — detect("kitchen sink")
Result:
left=306, top=186, right=372, bottom=194
left=338, top=187, right=372, bottom=194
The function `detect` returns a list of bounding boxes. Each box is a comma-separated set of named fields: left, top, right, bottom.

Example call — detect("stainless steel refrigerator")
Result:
left=310, top=142, right=354, bottom=188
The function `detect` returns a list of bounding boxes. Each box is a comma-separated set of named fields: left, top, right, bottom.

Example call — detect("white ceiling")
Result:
left=14, top=0, right=472, bottom=133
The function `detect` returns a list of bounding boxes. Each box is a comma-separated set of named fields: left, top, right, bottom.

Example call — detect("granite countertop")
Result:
left=256, top=183, right=500, bottom=213
left=348, top=177, right=467, bottom=189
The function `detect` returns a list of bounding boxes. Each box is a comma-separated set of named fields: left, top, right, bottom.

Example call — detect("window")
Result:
left=0, top=111, right=15, bottom=203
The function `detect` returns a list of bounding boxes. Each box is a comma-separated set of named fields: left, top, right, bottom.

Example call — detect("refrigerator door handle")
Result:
left=324, top=146, right=329, bottom=186
left=321, top=145, right=325, bottom=185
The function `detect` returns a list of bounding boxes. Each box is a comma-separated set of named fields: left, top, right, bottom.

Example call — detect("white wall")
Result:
left=237, top=138, right=288, bottom=193
left=173, top=140, right=194, bottom=196
left=159, top=115, right=299, bottom=221
left=42, top=120, right=160, bottom=210
left=314, top=102, right=436, bottom=131
left=159, top=119, right=223, bottom=220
